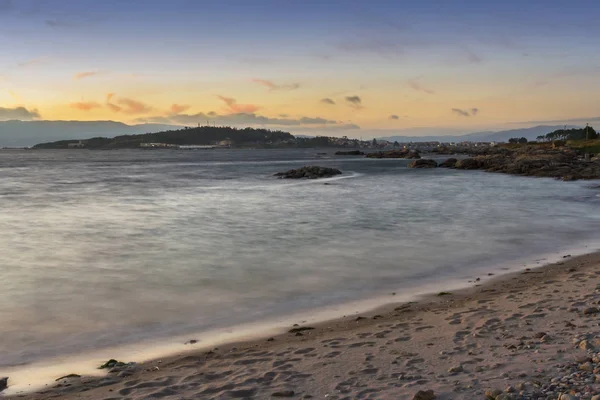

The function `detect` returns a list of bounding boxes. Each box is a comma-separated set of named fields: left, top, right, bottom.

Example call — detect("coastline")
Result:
left=5, top=245, right=600, bottom=399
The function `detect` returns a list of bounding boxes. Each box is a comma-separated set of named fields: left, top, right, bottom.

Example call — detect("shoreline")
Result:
left=4, top=245, right=600, bottom=399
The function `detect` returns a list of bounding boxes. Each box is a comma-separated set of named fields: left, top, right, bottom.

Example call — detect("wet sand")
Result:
left=7, top=251, right=600, bottom=399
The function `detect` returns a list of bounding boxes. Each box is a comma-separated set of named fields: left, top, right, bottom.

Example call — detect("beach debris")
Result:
left=55, top=374, right=81, bottom=381
left=272, top=390, right=295, bottom=397
left=412, top=389, right=436, bottom=400
left=437, top=292, right=452, bottom=296
left=0, top=377, right=7, bottom=392
left=98, top=359, right=127, bottom=369
left=448, top=364, right=464, bottom=373
left=185, top=339, right=198, bottom=344
left=355, top=316, right=366, bottom=321
left=584, top=307, right=599, bottom=315
left=288, top=326, right=315, bottom=333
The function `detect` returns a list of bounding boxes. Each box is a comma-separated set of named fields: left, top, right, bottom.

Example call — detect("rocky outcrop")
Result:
left=274, top=166, right=342, bottom=179
left=439, top=158, right=458, bottom=168
left=408, top=159, right=438, bottom=168
left=0, top=377, right=7, bottom=392
left=366, top=149, right=421, bottom=159
left=453, top=146, right=600, bottom=180
left=335, top=150, right=364, bottom=156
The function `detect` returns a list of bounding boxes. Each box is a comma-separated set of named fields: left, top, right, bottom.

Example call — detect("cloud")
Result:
left=73, top=71, right=99, bottom=81
left=0, top=106, right=40, bottom=121
left=18, top=57, right=46, bottom=68
left=104, top=93, right=151, bottom=114
left=516, top=116, right=600, bottom=125
left=69, top=101, right=101, bottom=111
left=389, top=115, right=400, bottom=120
left=320, top=98, right=336, bottom=105
left=452, top=108, right=480, bottom=117
left=345, top=95, right=363, bottom=109
left=117, top=98, right=153, bottom=114
left=251, top=79, right=300, bottom=91
left=8, top=90, right=20, bottom=102
left=217, top=95, right=259, bottom=113
left=45, top=19, right=75, bottom=28
left=169, top=104, right=190, bottom=114
left=136, top=112, right=342, bottom=128
left=407, top=78, right=435, bottom=95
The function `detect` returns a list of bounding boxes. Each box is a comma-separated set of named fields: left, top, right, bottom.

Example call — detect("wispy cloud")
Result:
left=72, top=71, right=99, bottom=81
left=217, top=95, right=260, bottom=113
left=251, top=79, right=300, bottom=91
left=320, top=98, right=336, bottom=105
left=18, top=57, right=46, bottom=68
left=407, top=77, right=435, bottom=95
left=45, top=19, right=75, bottom=28
left=117, top=98, right=153, bottom=114
left=389, top=114, right=399, bottom=120
left=0, top=106, right=40, bottom=121
left=452, top=108, right=480, bottom=117
left=69, top=101, right=101, bottom=111
left=169, top=104, right=190, bottom=114
left=515, top=116, right=600, bottom=125
left=8, top=90, right=20, bottom=102
left=104, top=93, right=152, bottom=114
left=137, top=112, right=343, bottom=127
left=345, top=95, right=363, bottom=109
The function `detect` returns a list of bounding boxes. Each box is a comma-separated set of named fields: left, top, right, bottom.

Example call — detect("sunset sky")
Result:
left=1, top=0, right=599, bottom=137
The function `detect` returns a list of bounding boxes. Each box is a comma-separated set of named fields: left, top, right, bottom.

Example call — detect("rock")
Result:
left=408, top=159, right=438, bottom=168
left=272, top=390, right=295, bottom=397
left=580, top=340, right=595, bottom=350
left=288, top=326, right=315, bottom=333
left=335, top=150, right=364, bottom=156
left=366, top=149, right=421, bottom=159
left=584, top=307, right=599, bottom=315
left=274, top=166, right=342, bottom=179
left=0, top=377, right=7, bottom=392
left=496, top=395, right=514, bottom=400
left=455, top=158, right=482, bottom=170
left=98, top=359, right=127, bottom=369
left=591, top=395, right=600, bottom=400
left=448, top=365, right=463, bottom=373
left=560, top=394, right=576, bottom=400
left=580, top=362, right=594, bottom=371
left=438, top=158, right=458, bottom=168
left=485, top=389, right=503, bottom=399
left=412, top=389, right=436, bottom=400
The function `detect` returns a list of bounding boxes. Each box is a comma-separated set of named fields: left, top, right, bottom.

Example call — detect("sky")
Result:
left=1, top=0, right=600, bottom=137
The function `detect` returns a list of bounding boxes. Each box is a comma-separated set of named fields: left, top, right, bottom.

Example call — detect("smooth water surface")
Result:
left=1, top=148, right=599, bottom=367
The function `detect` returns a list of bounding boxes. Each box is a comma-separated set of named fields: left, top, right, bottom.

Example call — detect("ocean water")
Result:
left=1, top=148, right=599, bottom=370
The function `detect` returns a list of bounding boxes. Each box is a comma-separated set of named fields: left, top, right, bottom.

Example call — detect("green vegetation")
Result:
left=34, top=126, right=295, bottom=149
left=536, top=126, right=598, bottom=142
left=508, top=137, right=528, bottom=144
left=98, top=359, right=127, bottom=369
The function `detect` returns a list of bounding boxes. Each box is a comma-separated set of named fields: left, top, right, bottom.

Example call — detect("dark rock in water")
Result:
left=366, top=149, right=421, bottom=159
left=455, top=158, right=482, bottom=170
left=335, top=150, right=364, bottom=156
left=0, top=377, right=7, bottom=392
left=408, top=159, right=438, bottom=168
left=439, top=158, right=458, bottom=168
left=274, top=166, right=342, bottom=179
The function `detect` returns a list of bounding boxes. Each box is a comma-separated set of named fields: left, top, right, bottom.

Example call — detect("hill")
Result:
left=0, top=120, right=181, bottom=148
left=377, top=125, right=580, bottom=143
left=32, top=126, right=294, bottom=149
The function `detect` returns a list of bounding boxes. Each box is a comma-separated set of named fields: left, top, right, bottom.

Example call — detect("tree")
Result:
left=508, top=138, right=518, bottom=144
left=393, top=141, right=400, bottom=148
left=372, top=138, right=378, bottom=147
left=536, top=135, right=545, bottom=142
left=518, top=137, right=528, bottom=144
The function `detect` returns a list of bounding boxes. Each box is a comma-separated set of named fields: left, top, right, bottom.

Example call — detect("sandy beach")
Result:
left=4, top=251, right=600, bottom=399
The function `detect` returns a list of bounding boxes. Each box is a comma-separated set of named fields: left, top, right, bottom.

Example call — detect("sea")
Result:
left=1, top=148, right=599, bottom=388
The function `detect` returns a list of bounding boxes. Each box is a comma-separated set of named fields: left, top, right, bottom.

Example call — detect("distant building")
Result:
left=68, top=141, right=84, bottom=148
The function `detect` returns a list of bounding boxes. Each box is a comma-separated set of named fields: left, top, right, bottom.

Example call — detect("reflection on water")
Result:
left=1, top=148, right=599, bottom=367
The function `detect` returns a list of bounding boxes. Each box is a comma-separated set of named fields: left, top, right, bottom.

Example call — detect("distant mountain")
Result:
left=0, top=120, right=181, bottom=147
left=378, top=125, right=580, bottom=143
